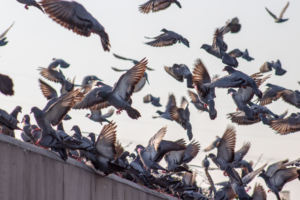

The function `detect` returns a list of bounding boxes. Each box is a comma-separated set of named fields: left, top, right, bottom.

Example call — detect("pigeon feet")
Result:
left=116, top=109, right=123, bottom=115
left=223, top=171, right=228, bottom=176
left=268, top=190, right=272, bottom=193
left=204, top=104, right=208, bottom=109
left=25, top=5, right=29, bottom=10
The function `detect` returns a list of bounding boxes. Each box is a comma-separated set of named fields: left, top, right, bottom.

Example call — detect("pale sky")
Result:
left=1, top=0, right=300, bottom=199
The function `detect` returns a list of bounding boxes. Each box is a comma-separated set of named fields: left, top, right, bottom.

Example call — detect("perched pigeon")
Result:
left=203, top=136, right=221, bottom=152
left=0, top=109, right=21, bottom=136
left=187, top=90, right=208, bottom=113
left=153, top=94, right=176, bottom=120
left=17, top=0, right=44, bottom=12
left=113, top=54, right=154, bottom=70
left=145, top=29, right=189, bottom=48
left=0, top=73, right=14, bottom=96
left=259, top=159, right=299, bottom=200
left=201, top=44, right=239, bottom=67
left=143, top=94, right=162, bottom=107
left=164, top=64, right=193, bottom=88
left=221, top=17, right=241, bottom=34
left=139, top=0, right=181, bottom=14
left=86, top=108, right=114, bottom=125
left=192, top=59, right=217, bottom=120
left=269, top=113, right=300, bottom=135
left=202, top=155, right=210, bottom=170
left=40, top=0, right=110, bottom=51
left=168, top=96, right=193, bottom=140
left=206, top=66, right=262, bottom=99
left=228, top=49, right=254, bottom=61
left=165, top=140, right=200, bottom=172
left=265, top=2, right=289, bottom=23
left=0, top=22, right=14, bottom=46
left=277, top=89, right=300, bottom=108
left=257, top=83, right=286, bottom=106
left=208, top=125, right=243, bottom=185
left=48, top=58, right=70, bottom=69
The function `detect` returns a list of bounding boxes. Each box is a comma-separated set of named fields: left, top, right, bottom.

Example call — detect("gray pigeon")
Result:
left=265, top=2, right=289, bottom=23
left=152, top=94, right=176, bottom=120
left=277, top=89, right=300, bottom=108
left=221, top=17, right=241, bottom=34
left=0, top=22, right=14, bottom=46
left=86, top=108, right=114, bottom=125
left=164, top=64, right=193, bottom=88
left=257, top=83, right=286, bottom=106
left=206, top=66, right=262, bottom=99
left=270, top=112, right=300, bottom=135
left=111, top=67, right=149, bottom=93
left=48, top=58, right=70, bottom=69
left=143, top=94, right=162, bottom=107
left=17, top=0, right=44, bottom=12
left=187, top=90, right=208, bottom=113
left=203, top=136, right=221, bottom=152
left=113, top=54, right=154, bottom=70
left=145, top=29, right=189, bottom=48
left=272, top=60, right=286, bottom=76
left=248, top=102, right=278, bottom=119
left=202, top=155, right=210, bottom=170
left=228, top=49, right=254, bottom=61
left=0, top=109, right=21, bottom=136
left=0, top=73, right=14, bottom=96
left=231, top=142, right=251, bottom=169
left=40, top=0, right=110, bottom=51
left=139, top=0, right=181, bottom=13
left=259, top=158, right=299, bottom=200
left=227, top=111, right=264, bottom=126
left=208, top=125, right=243, bottom=185
left=260, top=62, right=273, bottom=73
left=192, top=59, right=217, bottom=120
left=168, top=96, right=193, bottom=140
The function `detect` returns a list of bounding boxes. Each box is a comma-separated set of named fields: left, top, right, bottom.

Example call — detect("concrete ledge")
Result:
left=0, top=134, right=177, bottom=200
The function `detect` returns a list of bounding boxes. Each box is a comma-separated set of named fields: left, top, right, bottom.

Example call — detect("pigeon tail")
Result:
left=0, top=38, right=8, bottom=46
left=208, top=100, right=217, bottom=120
left=186, top=74, right=194, bottom=89
left=275, top=68, right=286, bottom=76
left=125, top=106, right=141, bottom=119
left=222, top=52, right=239, bottom=68
left=98, top=30, right=111, bottom=52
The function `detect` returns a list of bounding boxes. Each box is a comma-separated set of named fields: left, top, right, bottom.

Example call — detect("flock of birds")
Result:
left=0, top=0, right=300, bottom=200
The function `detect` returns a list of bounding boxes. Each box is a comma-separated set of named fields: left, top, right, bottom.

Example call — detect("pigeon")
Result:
left=206, top=66, right=263, bottom=99
left=87, top=133, right=96, bottom=145
left=164, top=140, right=200, bottom=172
left=248, top=102, right=278, bottom=119
left=168, top=96, right=193, bottom=140
left=257, top=83, right=286, bottom=106
left=227, top=111, right=266, bottom=126
left=201, top=44, right=239, bottom=67
left=203, top=136, right=221, bottom=152
left=265, top=2, right=289, bottom=23
left=111, top=67, right=149, bottom=93
left=228, top=49, right=254, bottom=61
left=70, top=125, right=92, bottom=145
left=17, top=0, right=44, bottom=12
left=259, top=159, right=299, bottom=200
left=145, top=29, right=189, bottom=48
left=48, top=58, right=70, bottom=69
left=139, top=0, right=181, bottom=14
left=113, top=54, right=154, bottom=70
left=187, top=90, right=208, bottom=113
left=153, top=94, right=176, bottom=120
left=79, top=75, right=103, bottom=94
left=269, top=113, right=300, bottom=135
left=143, top=94, right=162, bottom=107
left=0, top=22, right=14, bottom=46
left=213, top=27, right=228, bottom=54
left=40, top=0, right=110, bottom=51
left=221, top=17, right=241, bottom=34
left=10, top=106, right=22, bottom=120
left=277, top=89, right=300, bottom=108
left=208, top=125, right=243, bottom=185
left=192, top=59, right=217, bottom=120
left=272, top=60, right=286, bottom=76
left=170, top=172, right=197, bottom=194
left=30, top=89, right=83, bottom=143
left=231, top=142, right=251, bottom=169
left=21, top=114, right=38, bottom=143
left=202, top=155, right=210, bottom=170
left=0, top=109, right=21, bottom=136
left=136, top=126, right=186, bottom=170
left=85, top=108, right=114, bottom=125
left=0, top=73, right=14, bottom=96
left=164, top=64, right=193, bottom=88
left=260, top=62, right=273, bottom=73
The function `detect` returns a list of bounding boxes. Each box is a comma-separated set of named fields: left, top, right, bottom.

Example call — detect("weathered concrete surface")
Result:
left=0, top=134, right=177, bottom=200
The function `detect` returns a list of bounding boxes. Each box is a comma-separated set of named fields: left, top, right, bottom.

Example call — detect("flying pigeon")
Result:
left=228, top=49, right=254, bottom=61
left=265, top=2, right=289, bottom=23
left=152, top=94, right=176, bottom=120
left=164, top=64, right=193, bottom=88
left=143, top=94, right=162, bottom=107
left=85, top=108, right=114, bottom=125
left=0, top=73, right=14, bottom=96
left=257, top=83, right=286, bottom=106
left=139, top=0, right=181, bottom=14
left=0, top=22, right=14, bottom=46
left=187, top=90, right=208, bottom=113
left=17, top=0, right=44, bottom=12
left=113, top=54, right=154, bottom=70
left=221, top=17, right=241, bottom=34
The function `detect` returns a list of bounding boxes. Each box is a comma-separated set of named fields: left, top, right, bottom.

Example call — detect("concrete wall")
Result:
left=0, top=134, right=177, bottom=200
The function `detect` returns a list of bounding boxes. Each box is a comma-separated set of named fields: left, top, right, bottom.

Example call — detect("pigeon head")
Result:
left=156, top=110, right=164, bottom=115
left=227, top=88, right=236, bottom=95
left=161, top=28, right=168, bottom=32
left=22, top=114, right=30, bottom=124
left=30, top=107, right=43, bottom=117
left=222, top=66, right=235, bottom=74
left=71, top=125, right=81, bottom=135
left=207, top=153, right=216, bottom=159
left=200, top=44, right=210, bottom=51
left=265, top=83, right=272, bottom=87
left=134, top=144, right=145, bottom=153
left=129, top=153, right=136, bottom=159
left=87, top=133, right=96, bottom=143
left=52, top=58, right=56, bottom=61
left=96, top=90, right=109, bottom=98
left=258, top=170, right=267, bottom=179
left=85, top=113, right=91, bottom=118
left=14, top=106, right=22, bottom=113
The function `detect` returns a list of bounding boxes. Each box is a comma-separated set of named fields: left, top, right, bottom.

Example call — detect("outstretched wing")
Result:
left=265, top=7, right=277, bottom=19
left=279, top=2, right=289, bottom=19
left=39, top=79, right=58, bottom=100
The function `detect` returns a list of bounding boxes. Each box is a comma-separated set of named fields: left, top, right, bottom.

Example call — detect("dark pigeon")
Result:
left=272, top=60, right=286, bottom=76
left=40, top=0, right=110, bottom=51
left=139, top=0, right=181, bottom=13
left=277, top=89, right=300, bottom=108
left=231, top=142, right=251, bottom=169
left=0, top=73, right=14, bottom=96
left=202, top=155, right=210, bottom=170
left=0, top=109, right=21, bottom=137
left=248, top=102, right=278, bottom=119
left=164, top=64, right=193, bottom=88
left=153, top=94, right=176, bottom=120
left=48, top=58, right=70, bottom=69
left=79, top=75, right=102, bottom=94
left=86, top=108, right=114, bottom=125
left=113, top=54, right=154, bottom=70
left=17, top=0, right=44, bottom=12
left=143, top=94, right=162, bottom=107
left=257, top=83, right=286, bottom=106
left=221, top=17, right=241, bottom=34
left=145, top=29, right=189, bottom=48
left=203, top=136, right=221, bottom=152
left=228, top=49, right=254, bottom=61
left=260, top=62, right=273, bottom=73
left=266, top=2, right=289, bottom=23
left=269, top=112, right=300, bottom=135
left=187, top=90, right=208, bottom=113
left=227, top=111, right=262, bottom=126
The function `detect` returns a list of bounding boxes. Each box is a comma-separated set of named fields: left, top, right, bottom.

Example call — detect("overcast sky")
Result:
left=1, top=0, right=300, bottom=199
